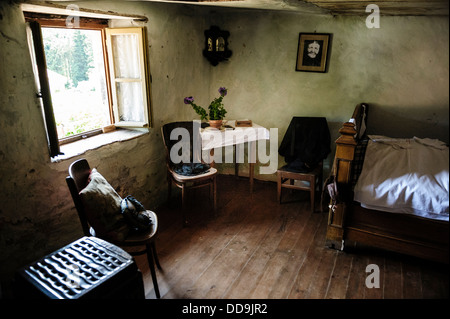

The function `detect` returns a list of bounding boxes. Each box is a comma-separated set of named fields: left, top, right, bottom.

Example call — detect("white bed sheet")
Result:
left=354, top=135, right=449, bottom=221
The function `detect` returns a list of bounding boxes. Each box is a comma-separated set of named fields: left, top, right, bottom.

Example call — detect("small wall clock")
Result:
left=203, top=26, right=232, bottom=66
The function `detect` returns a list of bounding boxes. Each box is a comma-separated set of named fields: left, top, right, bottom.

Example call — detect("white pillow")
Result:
left=79, top=168, right=129, bottom=242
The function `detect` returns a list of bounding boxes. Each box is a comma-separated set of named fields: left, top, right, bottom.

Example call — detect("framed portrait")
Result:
left=296, top=33, right=331, bottom=73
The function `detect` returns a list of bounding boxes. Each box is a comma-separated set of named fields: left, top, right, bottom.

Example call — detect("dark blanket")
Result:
left=278, top=117, right=331, bottom=173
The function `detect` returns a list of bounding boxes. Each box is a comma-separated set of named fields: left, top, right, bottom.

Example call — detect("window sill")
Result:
left=51, top=128, right=148, bottom=162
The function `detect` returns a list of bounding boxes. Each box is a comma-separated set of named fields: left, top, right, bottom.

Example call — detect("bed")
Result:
left=326, top=103, right=449, bottom=264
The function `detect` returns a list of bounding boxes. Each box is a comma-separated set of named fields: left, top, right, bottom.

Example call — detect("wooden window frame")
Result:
left=104, top=27, right=152, bottom=128
left=24, top=12, right=152, bottom=157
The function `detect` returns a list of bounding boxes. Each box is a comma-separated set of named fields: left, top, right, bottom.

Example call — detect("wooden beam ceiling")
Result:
left=162, top=0, right=449, bottom=16
left=306, top=0, right=449, bottom=16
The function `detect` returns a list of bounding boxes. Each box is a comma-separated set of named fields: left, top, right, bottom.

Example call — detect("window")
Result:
left=25, top=13, right=152, bottom=157
left=105, top=28, right=151, bottom=128
left=42, top=27, right=110, bottom=139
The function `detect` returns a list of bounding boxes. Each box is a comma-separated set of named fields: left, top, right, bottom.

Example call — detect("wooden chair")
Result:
left=277, top=117, right=330, bottom=213
left=161, top=122, right=217, bottom=225
left=277, top=161, right=323, bottom=213
left=66, top=159, right=162, bottom=298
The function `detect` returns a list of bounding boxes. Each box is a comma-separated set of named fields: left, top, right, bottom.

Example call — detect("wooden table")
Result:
left=200, top=120, right=270, bottom=192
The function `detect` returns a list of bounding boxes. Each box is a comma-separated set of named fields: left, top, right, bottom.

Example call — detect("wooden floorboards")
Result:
left=135, top=174, right=449, bottom=300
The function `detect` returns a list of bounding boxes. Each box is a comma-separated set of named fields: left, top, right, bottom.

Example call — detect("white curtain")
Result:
left=111, top=34, right=144, bottom=123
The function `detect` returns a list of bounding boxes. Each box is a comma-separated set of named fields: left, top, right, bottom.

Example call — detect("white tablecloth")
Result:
left=200, top=120, right=270, bottom=150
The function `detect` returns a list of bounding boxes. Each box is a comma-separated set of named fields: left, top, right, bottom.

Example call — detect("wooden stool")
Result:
left=277, top=161, right=323, bottom=213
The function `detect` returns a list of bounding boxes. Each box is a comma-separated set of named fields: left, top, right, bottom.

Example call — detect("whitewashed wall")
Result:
left=0, top=1, right=448, bottom=284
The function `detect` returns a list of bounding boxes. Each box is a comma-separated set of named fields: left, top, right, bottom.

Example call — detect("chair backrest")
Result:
left=161, top=121, right=202, bottom=168
left=278, top=117, right=331, bottom=167
left=66, top=159, right=91, bottom=236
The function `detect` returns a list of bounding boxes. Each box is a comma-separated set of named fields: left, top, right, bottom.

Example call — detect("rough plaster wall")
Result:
left=208, top=9, right=449, bottom=179
left=0, top=1, right=209, bottom=283
left=0, top=0, right=448, bottom=285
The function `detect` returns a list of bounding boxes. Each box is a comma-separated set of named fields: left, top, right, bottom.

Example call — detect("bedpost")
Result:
left=326, top=120, right=358, bottom=250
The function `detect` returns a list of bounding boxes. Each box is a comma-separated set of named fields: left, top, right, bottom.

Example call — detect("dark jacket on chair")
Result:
left=278, top=117, right=331, bottom=173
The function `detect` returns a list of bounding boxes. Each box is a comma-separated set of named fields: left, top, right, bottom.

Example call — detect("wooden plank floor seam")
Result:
left=135, top=175, right=449, bottom=299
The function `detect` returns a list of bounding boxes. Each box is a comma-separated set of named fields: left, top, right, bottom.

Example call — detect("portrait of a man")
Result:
left=302, top=40, right=323, bottom=67
left=296, top=33, right=331, bottom=73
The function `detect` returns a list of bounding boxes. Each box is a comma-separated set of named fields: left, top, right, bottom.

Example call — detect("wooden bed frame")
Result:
left=326, top=103, right=449, bottom=264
